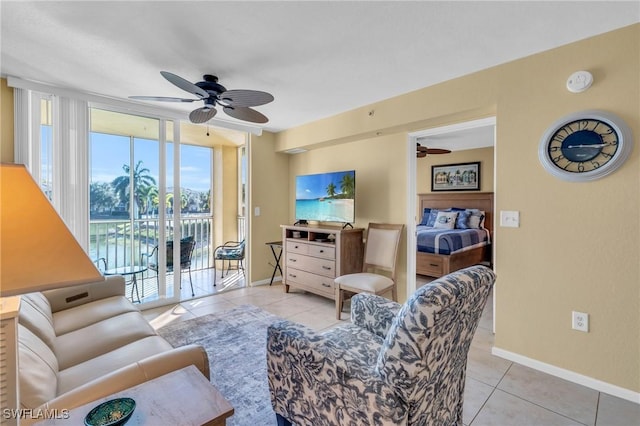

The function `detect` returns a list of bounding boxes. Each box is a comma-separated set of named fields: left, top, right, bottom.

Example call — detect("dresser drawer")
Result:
left=287, top=254, right=336, bottom=278
left=307, top=244, right=335, bottom=260
left=286, top=240, right=309, bottom=255
left=286, top=267, right=335, bottom=295
left=417, top=254, right=443, bottom=276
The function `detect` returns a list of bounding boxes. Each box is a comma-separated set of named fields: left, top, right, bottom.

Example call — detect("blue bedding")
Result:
left=416, top=226, right=489, bottom=255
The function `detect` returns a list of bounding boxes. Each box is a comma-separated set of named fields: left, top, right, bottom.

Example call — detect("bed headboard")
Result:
left=418, top=192, right=494, bottom=235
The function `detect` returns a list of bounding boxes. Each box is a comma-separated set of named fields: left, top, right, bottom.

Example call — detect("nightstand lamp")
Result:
left=0, top=163, right=104, bottom=425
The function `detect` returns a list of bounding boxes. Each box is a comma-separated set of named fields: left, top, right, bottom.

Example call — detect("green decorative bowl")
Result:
left=84, top=397, right=136, bottom=426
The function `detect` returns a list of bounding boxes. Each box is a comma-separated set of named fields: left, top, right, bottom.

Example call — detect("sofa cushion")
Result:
left=52, top=295, right=139, bottom=336
left=54, top=311, right=158, bottom=370
left=57, top=336, right=174, bottom=395
left=18, top=293, right=56, bottom=350
left=18, top=325, right=58, bottom=409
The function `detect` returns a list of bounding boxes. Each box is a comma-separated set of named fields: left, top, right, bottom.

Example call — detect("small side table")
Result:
left=104, top=265, right=147, bottom=303
left=36, top=365, right=234, bottom=426
left=265, top=241, right=283, bottom=285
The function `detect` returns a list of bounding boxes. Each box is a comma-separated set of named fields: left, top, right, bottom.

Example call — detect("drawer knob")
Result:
left=294, top=245, right=299, bottom=249
left=319, top=249, right=324, bottom=253
left=290, top=259, right=297, bottom=262
left=322, top=266, right=331, bottom=270
left=321, top=283, right=330, bottom=288
left=430, top=263, right=438, bottom=267
left=289, top=274, right=297, bottom=278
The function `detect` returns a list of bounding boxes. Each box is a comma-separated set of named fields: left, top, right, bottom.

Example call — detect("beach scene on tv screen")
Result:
left=296, top=170, right=355, bottom=222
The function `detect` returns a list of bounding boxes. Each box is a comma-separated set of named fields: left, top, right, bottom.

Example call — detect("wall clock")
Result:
left=538, top=110, right=633, bottom=182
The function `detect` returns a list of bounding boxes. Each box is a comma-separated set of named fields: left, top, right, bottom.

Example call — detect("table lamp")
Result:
left=0, top=163, right=104, bottom=425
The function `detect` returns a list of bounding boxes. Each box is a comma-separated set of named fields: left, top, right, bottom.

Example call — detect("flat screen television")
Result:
left=295, top=170, right=355, bottom=224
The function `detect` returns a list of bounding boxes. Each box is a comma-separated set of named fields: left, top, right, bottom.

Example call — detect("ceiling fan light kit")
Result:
left=130, top=71, right=274, bottom=124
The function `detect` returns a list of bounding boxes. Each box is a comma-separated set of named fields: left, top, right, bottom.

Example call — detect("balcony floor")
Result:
left=125, top=267, right=247, bottom=304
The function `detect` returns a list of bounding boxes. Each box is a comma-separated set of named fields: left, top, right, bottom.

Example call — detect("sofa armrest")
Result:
left=350, top=293, right=402, bottom=339
left=30, top=344, right=209, bottom=422
left=43, top=276, right=125, bottom=313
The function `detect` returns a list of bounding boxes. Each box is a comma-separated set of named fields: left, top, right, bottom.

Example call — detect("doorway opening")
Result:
left=406, top=117, right=496, bottom=297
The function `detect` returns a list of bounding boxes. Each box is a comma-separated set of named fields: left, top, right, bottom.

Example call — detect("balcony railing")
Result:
left=89, top=215, right=213, bottom=271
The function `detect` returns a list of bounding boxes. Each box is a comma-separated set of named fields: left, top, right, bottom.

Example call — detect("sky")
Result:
left=90, top=132, right=212, bottom=192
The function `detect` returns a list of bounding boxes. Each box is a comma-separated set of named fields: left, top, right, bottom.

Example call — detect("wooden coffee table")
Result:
left=37, top=365, right=234, bottom=425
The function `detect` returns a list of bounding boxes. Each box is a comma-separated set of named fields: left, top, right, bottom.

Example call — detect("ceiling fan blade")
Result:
left=189, top=107, right=217, bottom=124
left=417, top=152, right=427, bottom=158
left=161, top=71, right=209, bottom=99
left=426, top=148, right=452, bottom=154
left=129, top=96, right=199, bottom=103
left=223, top=106, right=269, bottom=123
left=220, top=89, right=274, bottom=107
left=417, top=145, right=428, bottom=152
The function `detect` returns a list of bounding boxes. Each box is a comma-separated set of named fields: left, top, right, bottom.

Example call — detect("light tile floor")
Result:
left=142, top=280, right=640, bottom=426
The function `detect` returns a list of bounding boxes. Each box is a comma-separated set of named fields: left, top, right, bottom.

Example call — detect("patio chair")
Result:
left=213, top=239, right=245, bottom=286
left=141, top=236, right=196, bottom=297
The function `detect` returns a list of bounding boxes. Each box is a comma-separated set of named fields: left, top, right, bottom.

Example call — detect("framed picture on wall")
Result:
left=431, top=162, right=481, bottom=191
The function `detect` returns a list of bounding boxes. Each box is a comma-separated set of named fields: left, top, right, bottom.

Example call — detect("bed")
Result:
left=416, top=192, right=493, bottom=277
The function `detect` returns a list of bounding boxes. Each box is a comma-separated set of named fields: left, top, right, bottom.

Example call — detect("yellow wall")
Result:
left=1, top=78, right=14, bottom=162
left=271, top=25, right=640, bottom=393
left=415, top=146, right=494, bottom=220
left=416, top=146, right=494, bottom=192
left=248, top=131, right=289, bottom=283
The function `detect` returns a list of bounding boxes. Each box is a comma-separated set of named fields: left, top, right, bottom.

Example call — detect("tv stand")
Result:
left=281, top=224, right=363, bottom=301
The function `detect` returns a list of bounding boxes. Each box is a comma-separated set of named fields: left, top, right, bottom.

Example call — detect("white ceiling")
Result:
left=2, top=1, right=639, bottom=137
left=418, top=124, right=495, bottom=151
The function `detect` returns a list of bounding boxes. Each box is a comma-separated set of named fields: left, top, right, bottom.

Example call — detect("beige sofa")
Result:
left=17, top=275, right=208, bottom=421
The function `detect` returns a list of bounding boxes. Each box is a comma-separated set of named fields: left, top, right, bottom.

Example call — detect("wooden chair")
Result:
left=334, top=223, right=404, bottom=319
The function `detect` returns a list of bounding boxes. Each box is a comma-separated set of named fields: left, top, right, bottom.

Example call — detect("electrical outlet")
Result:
left=572, top=311, right=589, bottom=332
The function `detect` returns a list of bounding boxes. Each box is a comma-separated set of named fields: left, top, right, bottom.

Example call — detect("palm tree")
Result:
left=326, top=182, right=336, bottom=198
left=166, top=192, right=188, bottom=213
left=340, top=173, right=355, bottom=198
left=111, top=161, right=157, bottom=218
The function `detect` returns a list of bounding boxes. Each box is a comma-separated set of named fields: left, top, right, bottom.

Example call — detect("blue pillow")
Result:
left=455, top=210, right=472, bottom=229
left=419, top=208, right=432, bottom=226
left=425, top=209, right=441, bottom=227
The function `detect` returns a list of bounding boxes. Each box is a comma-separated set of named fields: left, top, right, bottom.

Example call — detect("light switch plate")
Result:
left=500, top=210, right=520, bottom=227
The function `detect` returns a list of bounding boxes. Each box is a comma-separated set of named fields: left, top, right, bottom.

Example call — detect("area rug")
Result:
left=158, top=304, right=283, bottom=426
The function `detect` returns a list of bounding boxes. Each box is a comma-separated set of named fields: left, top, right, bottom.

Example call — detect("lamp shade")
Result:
left=0, top=163, right=103, bottom=296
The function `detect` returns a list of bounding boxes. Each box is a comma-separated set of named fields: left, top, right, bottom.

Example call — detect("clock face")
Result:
left=547, top=119, right=619, bottom=173
left=539, top=111, right=633, bottom=182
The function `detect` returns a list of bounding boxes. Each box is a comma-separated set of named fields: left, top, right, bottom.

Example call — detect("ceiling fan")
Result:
left=130, top=71, right=274, bottom=124
left=416, top=143, right=451, bottom=158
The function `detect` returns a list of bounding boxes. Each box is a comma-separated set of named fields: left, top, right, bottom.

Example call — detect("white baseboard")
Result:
left=250, top=277, right=282, bottom=287
left=492, top=347, right=640, bottom=404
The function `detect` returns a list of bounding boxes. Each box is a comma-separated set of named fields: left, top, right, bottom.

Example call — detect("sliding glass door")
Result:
left=14, top=87, right=220, bottom=307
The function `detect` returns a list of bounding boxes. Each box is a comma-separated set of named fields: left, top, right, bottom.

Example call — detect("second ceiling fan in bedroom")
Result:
left=130, top=71, right=274, bottom=124
left=416, top=143, right=451, bottom=158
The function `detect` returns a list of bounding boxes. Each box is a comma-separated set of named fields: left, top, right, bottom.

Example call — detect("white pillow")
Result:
left=433, top=211, right=458, bottom=229
left=467, top=209, right=486, bottom=229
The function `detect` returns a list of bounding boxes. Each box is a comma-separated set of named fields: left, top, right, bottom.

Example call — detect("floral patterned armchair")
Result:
left=266, top=265, right=496, bottom=426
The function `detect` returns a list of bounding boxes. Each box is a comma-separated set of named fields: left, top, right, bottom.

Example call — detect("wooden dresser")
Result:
left=281, top=224, right=364, bottom=300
